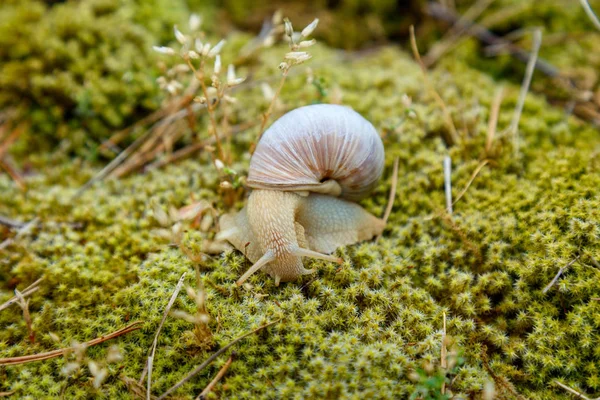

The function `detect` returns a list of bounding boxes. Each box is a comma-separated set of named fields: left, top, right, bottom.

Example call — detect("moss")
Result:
left=1, top=15, right=600, bottom=400
left=0, top=0, right=215, bottom=155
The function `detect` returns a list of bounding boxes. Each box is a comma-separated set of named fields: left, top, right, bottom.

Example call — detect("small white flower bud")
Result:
left=208, top=39, right=226, bottom=57
left=272, top=9, right=283, bottom=25
left=284, top=18, right=294, bottom=38
left=214, top=55, right=221, bottom=74
left=279, top=62, right=289, bottom=70
left=227, top=64, right=236, bottom=82
left=195, top=38, right=203, bottom=52
left=223, top=95, right=237, bottom=104
left=215, top=159, right=224, bottom=170
left=220, top=181, right=233, bottom=189
left=298, top=39, right=316, bottom=48
left=261, top=82, right=274, bottom=100
left=189, top=14, right=202, bottom=31
left=152, top=46, right=176, bottom=55
left=227, top=77, right=246, bottom=87
left=201, top=43, right=211, bottom=56
left=301, top=18, right=319, bottom=38
left=187, top=50, right=200, bottom=59
left=174, top=25, right=187, bottom=44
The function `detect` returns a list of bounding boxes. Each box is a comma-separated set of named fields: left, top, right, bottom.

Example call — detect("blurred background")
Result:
left=1, top=0, right=599, bottom=158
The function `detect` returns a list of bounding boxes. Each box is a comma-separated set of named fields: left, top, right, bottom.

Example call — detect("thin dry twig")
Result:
left=0, top=215, right=24, bottom=229
left=443, top=156, right=453, bottom=214
left=440, top=312, right=448, bottom=394
left=157, top=319, right=281, bottom=400
left=0, top=321, right=143, bottom=366
left=196, top=353, right=236, bottom=399
left=424, top=0, right=497, bottom=66
left=0, top=277, right=44, bottom=312
left=485, top=87, right=504, bottom=154
left=377, top=157, right=399, bottom=240
left=14, top=289, right=35, bottom=344
left=0, top=158, right=26, bottom=191
left=510, top=29, right=542, bottom=156
left=543, top=255, right=581, bottom=294
left=452, top=159, right=490, bottom=207
left=580, top=0, right=600, bottom=31
left=141, top=273, right=187, bottom=400
left=409, top=25, right=459, bottom=145
left=0, top=390, right=17, bottom=397
left=554, top=380, right=600, bottom=400
left=0, top=218, right=38, bottom=251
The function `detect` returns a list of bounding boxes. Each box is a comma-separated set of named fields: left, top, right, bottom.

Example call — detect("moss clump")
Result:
left=1, top=37, right=600, bottom=400
left=0, top=0, right=214, bottom=154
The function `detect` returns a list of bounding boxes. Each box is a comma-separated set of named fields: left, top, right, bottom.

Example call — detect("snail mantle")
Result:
left=219, top=104, right=386, bottom=286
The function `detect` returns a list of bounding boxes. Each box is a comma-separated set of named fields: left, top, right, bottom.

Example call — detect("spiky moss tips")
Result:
left=1, top=43, right=600, bottom=399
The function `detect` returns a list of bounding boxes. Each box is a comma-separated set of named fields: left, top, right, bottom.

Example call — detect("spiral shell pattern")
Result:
left=247, top=104, right=384, bottom=201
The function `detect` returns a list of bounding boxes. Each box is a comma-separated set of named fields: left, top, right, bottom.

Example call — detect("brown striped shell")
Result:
left=247, top=104, right=384, bottom=201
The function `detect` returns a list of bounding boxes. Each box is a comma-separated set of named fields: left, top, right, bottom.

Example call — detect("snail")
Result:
left=219, top=104, right=386, bottom=286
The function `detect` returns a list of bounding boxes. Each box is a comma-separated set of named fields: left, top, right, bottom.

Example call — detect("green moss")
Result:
left=1, top=16, right=600, bottom=400
left=0, top=0, right=215, bottom=154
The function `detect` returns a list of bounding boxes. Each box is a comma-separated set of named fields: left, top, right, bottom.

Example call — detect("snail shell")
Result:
left=247, top=104, right=385, bottom=201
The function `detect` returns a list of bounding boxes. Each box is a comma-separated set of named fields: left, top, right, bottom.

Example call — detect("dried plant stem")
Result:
left=0, top=214, right=24, bottom=229
left=0, top=217, right=38, bottom=251
left=409, top=25, right=459, bottom=146
left=14, top=289, right=35, bottom=343
left=443, top=156, right=453, bottom=214
left=452, top=159, right=490, bottom=207
left=485, top=87, right=504, bottom=154
left=0, top=279, right=43, bottom=312
left=0, top=158, right=25, bottom=191
left=187, top=59, right=223, bottom=161
left=441, top=312, right=447, bottom=394
left=377, top=157, right=399, bottom=240
left=554, top=380, right=600, bottom=400
left=141, top=273, right=187, bottom=400
left=511, top=29, right=542, bottom=156
left=543, top=255, right=581, bottom=294
left=157, top=319, right=281, bottom=400
left=0, top=321, right=143, bottom=366
left=580, top=0, right=600, bottom=31
left=424, top=0, right=496, bottom=66
left=196, top=353, right=236, bottom=400
left=257, top=69, right=289, bottom=145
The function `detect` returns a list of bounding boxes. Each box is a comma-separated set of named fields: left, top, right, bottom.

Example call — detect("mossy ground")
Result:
left=2, top=7, right=600, bottom=400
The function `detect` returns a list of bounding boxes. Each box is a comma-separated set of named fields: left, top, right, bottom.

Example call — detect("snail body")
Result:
left=219, top=104, right=386, bottom=286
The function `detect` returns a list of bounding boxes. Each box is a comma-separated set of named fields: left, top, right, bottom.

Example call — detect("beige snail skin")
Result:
left=219, top=104, right=386, bottom=286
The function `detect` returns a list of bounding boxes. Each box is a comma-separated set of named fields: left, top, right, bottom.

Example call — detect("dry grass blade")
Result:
left=452, top=159, right=490, bottom=207
left=0, top=321, right=143, bottom=366
left=0, top=278, right=43, bottom=312
left=426, top=3, right=558, bottom=78
left=424, top=0, right=497, bottom=66
left=440, top=312, right=447, bottom=394
left=443, top=156, right=453, bottom=214
left=141, top=273, right=187, bottom=400
left=485, top=87, right=504, bottom=154
left=0, top=390, right=17, bottom=397
left=0, top=158, right=26, bottom=191
left=0, top=215, right=24, bottom=229
left=196, top=353, right=236, bottom=399
left=543, top=255, right=581, bottom=294
left=409, top=25, right=459, bottom=145
left=0, top=122, right=27, bottom=158
left=157, top=319, right=281, bottom=400
left=0, top=218, right=38, bottom=252
left=580, top=0, right=600, bottom=31
left=377, top=157, right=399, bottom=240
left=510, top=29, right=542, bottom=156
left=554, top=380, right=599, bottom=400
